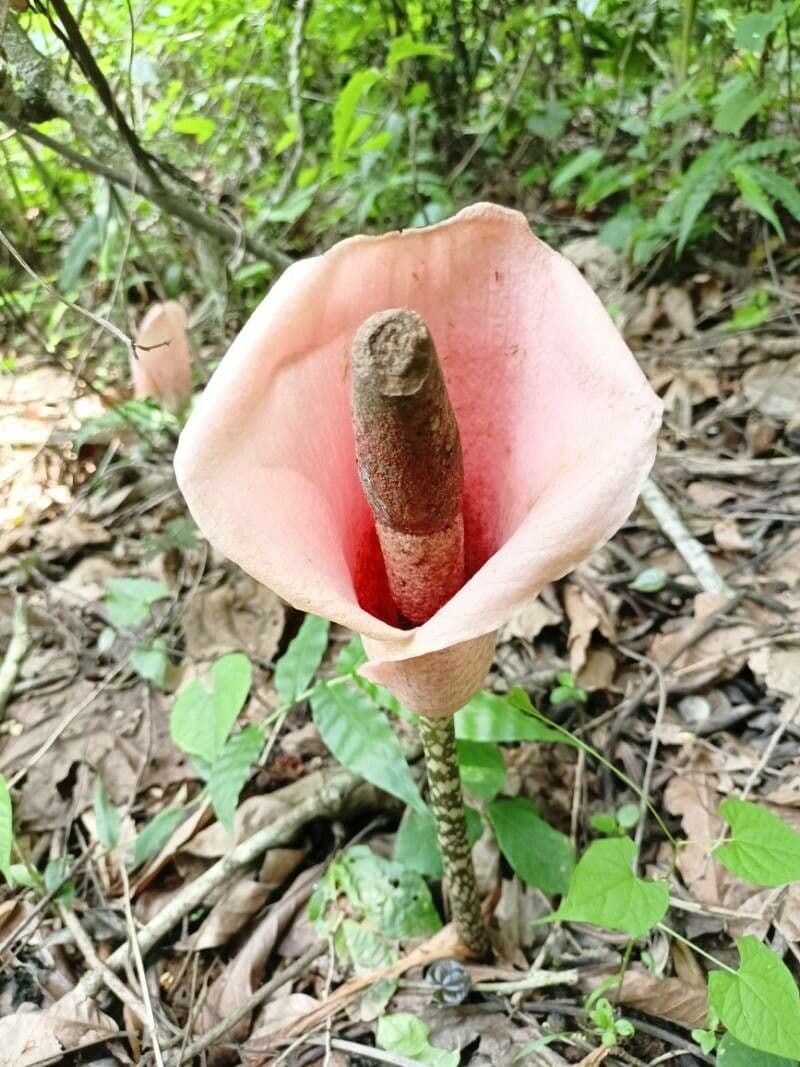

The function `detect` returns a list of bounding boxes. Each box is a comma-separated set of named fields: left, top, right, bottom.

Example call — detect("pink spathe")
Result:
left=175, top=204, right=662, bottom=715
left=133, top=300, right=192, bottom=413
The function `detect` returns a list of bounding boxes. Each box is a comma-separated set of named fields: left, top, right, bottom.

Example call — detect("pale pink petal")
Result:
left=133, top=301, right=192, bottom=413
left=175, top=204, right=661, bottom=688
left=362, top=632, right=497, bottom=716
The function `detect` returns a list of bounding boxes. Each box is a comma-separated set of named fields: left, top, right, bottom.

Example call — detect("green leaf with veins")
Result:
left=131, top=807, right=184, bottom=870
left=274, top=615, right=329, bottom=702
left=488, top=796, right=574, bottom=894
left=457, top=740, right=506, bottom=800
left=170, top=652, right=252, bottom=764
left=547, top=837, right=668, bottom=937
left=207, top=725, right=265, bottom=832
left=456, top=690, right=568, bottom=744
left=717, top=1032, right=797, bottom=1066
left=377, top=1013, right=459, bottom=1067
left=716, top=797, right=800, bottom=887
left=311, top=681, right=424, bottom=811
left=394, top=803, right=482, bottom=879
left=709, top=937, right=800, bottom=1059
left=105, top=578, right=169, bottom=629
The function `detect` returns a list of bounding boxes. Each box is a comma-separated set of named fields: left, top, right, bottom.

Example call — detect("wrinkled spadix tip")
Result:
left=351, top=308, right=433, bottom=397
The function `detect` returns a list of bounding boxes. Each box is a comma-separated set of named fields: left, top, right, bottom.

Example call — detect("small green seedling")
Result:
left=587, top=993, right=635, bottom=1047
left=550, top=670, right=588, bottom=706
left=590, top=802, right=640, bottom=836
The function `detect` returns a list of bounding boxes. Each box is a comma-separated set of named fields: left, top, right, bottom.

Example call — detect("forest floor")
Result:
left=0, top=236, right=799, bottom=1067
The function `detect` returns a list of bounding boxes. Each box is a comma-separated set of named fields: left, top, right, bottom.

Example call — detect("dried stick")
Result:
left=59, top=905, right=149, bottom=1025
left=640, top=477, right=732, bottom=595
left=75, top=767, right=358, bottom=999
left=165, top=942, right=326, bottom=1066
left=0, top=595, right=29, bottom=720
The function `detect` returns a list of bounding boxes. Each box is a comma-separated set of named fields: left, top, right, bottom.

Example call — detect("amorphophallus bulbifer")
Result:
left=174, top=203, right=662, bottom=954
left=133, top=300, right=193, bottom=413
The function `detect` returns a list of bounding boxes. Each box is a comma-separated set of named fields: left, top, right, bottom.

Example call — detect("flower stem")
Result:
left=418, top=714, right=489, bottom=957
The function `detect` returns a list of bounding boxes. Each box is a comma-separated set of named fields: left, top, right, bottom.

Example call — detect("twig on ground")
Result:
left=59, top=905, right=149, bottom=1025
left=742, top=697, right=800, bottom=799
left=614, top=648, right=667, bottom=863
left=0, top=595, right=30, bottom=719
left=75, top=766, right=359, bottom=999
left=473, top=967, right=580, bottom=994
left=278, top=924, right=466, bottom=1041
left=0, top=850, right=92, bottom=960
left=583, top=591, right=744, bottom=739
left=8, top=663, right=125, bottom=789
left=298, top=1037, right=428, bottom=1067
left=640, top=478, right=732, bottom=595
left=118, top=862, right=166, bottom=1067
left=0, top=225, right=136, bottom=359
left=165, top=941, right=326, bottom=1066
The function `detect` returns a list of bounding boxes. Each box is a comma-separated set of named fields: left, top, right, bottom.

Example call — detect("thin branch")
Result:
left=75, top=767, right=359, bottom=999
left=272, top=0, right=312, bottom=204
left=59, top=905, right=149, bottom=1025
left=640, top=477, right=733, bottom=595
left=0, top=224, right=135, bottom=357
left=165, top=942, right=326, bottom=1066
left=43, top=0, right=163, bottom=188
left=119, top=861, right=166, bottom=1067
left=449, top=37, right=537, bottom=182
left=0, top=111, right=291, bottom=269
left=0, top=595, right=30, bottom=720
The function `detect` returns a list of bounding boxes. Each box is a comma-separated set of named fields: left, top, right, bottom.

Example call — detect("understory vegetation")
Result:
left=1, top=1, right=799, bottom=1066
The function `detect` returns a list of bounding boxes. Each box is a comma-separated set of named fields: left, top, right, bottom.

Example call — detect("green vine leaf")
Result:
left=207, top=725, right=265, bottom=832
left=547, top=837, right=668, bottom=937
left=717, top=1032, right=797, bottom=1066
left=709, top=937, right=800, bottom=1059
left=170, top=652, right=252, bottom=764
left=455, top=690, right=568, bottom=744
left=715, top=797, right=800, bottom=887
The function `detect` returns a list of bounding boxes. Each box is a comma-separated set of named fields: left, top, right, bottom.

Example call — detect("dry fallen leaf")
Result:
left=662, top=286, right=696, bottom=337
left=492, top=877, right=550, bottom=964
left=617, top=968, right=708, bottom=1029
left=242, top=994, right=321, bottom=1066
left=194, top=877, right=272, bottom=950
left=499, top=597, right=562, bottom=642
left=713, top=518, right=752, bottom=554
left=577, top=647, right=616, bottom=692
left=742, top=353, right=800, bottom=420
left=564, top=583, right=614, bottom=674
left=650, top=593, right=755, bottom=690
left=663, top=761, right=723, bottom=906
left=687, top=482, right=737, bottom=509
left=197, top=864, right=322, bottom=1062
left=0, top=990, right=117, bottom=1067
left=182, top=572, right=285, bottom=662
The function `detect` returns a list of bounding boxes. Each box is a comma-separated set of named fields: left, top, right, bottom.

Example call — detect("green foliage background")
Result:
left=1, top=0, right=798, bottom=348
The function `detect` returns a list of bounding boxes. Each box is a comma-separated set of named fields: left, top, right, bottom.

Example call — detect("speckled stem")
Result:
left=419, top=714, right=489, bottom=957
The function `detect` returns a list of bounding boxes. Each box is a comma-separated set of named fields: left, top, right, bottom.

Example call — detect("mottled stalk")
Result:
left=418, top=714, right=489, bottom=957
